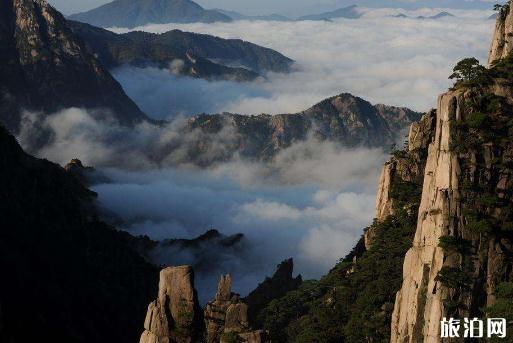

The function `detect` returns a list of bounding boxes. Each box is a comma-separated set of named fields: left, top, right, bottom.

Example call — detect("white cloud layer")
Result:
left=18, top=107, right=385, bottom=298
left=110, top=8, right=494, bottom=117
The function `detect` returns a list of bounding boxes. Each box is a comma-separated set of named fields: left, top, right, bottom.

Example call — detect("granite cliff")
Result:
left=391, top=2, right=513, bottom=340
left=240, top=4, right=513, bottom=340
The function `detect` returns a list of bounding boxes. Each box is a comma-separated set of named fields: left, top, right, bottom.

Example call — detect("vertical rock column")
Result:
left=391, top=92, right=462, bottom=343
left=140, top=266, right=203, bottom=343
left=205, top=274, right=268, bottom=343
left=488, top=1, right=513, bottom=67
left=204, top=275, right=234, bottom=343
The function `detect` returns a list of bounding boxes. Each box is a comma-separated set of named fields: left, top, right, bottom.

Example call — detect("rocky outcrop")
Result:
left=0, top=0, right=148, bottom=132
left=488, top=1, right=513, bottom=67
left=374, top=162, right=396, bottom=223
left=205, top=275, right=268, bottom=343
left=140, top=266, right=204, bottom=343
left=204, top=275, right=236, bottom=343
left=390, top=91, right=462, bottom=342
left=140, top=268, right=268, bottom=343
left=366, top=111, right=436, bottom=249
left=244, top=259, right=302, bottom=325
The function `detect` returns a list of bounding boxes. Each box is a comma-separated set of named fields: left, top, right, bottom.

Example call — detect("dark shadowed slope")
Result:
left=0, top=123, right=158, bottom=343
left=0, top=0, right=148, bottom=132
left=68, top=0, right=232, bottom=28
left=67, top=20, right=293, bottom=80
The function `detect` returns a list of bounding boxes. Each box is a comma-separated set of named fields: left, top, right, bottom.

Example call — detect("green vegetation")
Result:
left=494, top=2, right=511, bottom=19
left=438, top=236, right=472, bottom=254
left=221, top=332, right=241, bottom=343
left=486, top=282, right=513, bottom=342
left=435, top=267, right=471, bottom=290
left=449, top=58, right=490, bottom=87
left=257, top=190, right=420, bottom=341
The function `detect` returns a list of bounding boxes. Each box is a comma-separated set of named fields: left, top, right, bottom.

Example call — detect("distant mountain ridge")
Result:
left=176, top=93, right=422, bottom=164
left=215, top=9, right=292, bottom=22
left=68, top=0, right=232, bottom=28
left=392, top=11, right=455, bottom=19
left=297, top=5, right=362, bottom=21
left=68, top=20, right=293, bottom=80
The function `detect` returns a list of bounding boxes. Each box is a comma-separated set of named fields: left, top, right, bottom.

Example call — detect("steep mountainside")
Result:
left=249, top=111, right=435, bottom=342
left=0, top=0, right=148, bottom=132
left=249, top=2, right=513, bottom=342
left=0, top=123, right=158, bottom=342
left=67, top=21, right=293, bottom=80
left=68, top=0, right=232, bottom=28
left=178, top=93, right=422, bottom=164
left=392, top=2, right=513, bottom=340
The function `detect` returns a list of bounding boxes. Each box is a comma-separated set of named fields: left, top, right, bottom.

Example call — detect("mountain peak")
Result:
left=0, top=0, right=148, bottom=132
left=69, top=0, right=232, bottom=28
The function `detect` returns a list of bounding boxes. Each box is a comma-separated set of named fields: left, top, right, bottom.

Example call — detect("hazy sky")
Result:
left=49, top=0, right=501, bottom=16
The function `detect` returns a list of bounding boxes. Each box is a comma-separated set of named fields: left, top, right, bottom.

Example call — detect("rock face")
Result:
left=204, top=275, right=236, bottom=343
left=0, top=0, right=148, bottom=132
left=205, top=275, right=268, bottom=343
left=141, top=268, right=268, bottom=343
left=140, top=266, right=204, bottom=343
left=68, top=0, right=232, bottom=28
left=390, top=91, right=462, bottom=342
left=488, top=1, right=513, bottom=67
left=366, top=111, right=436, bottom=249
left=391, top=4, right=513, bottom=340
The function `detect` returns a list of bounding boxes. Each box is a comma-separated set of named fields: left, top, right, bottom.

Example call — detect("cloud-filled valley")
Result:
left=90, top=147, right=382, bottom=300
left=17, top=8, right=497, bottom=299
left=18, top=106, right=385, bottom=299
left=110, top=8, right=494, bottom=118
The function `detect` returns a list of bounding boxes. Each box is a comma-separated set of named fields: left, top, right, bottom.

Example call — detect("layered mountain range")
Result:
left=0, top=0, right=420, bottom=166
left=69, top=1, right=368, bottom=26
left=67, top=20, right=293, bottom=80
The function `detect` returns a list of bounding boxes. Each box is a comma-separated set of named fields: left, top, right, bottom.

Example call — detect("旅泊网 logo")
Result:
left=441, top=317, right=506, bottom=338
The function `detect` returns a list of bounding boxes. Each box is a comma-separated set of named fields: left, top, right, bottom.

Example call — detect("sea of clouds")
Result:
left=110, top=7, right=494, bottom=118
left=19, top=106, right=385, bottom=299
left=21, top=8, right=497, bottom=299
